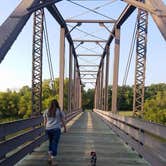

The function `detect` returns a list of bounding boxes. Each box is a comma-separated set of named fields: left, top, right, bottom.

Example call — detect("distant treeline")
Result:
left=0, top=79, right=166, bottom=125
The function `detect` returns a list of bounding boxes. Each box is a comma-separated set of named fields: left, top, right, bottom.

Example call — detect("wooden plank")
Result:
left=0, top=116, right=42, bottom=139
left=0, top=135, right=47, bottom=166
left=0, top=126, right=44, bottom=158
left=16, top=111, right=150, bottom=166
left=97, top=112, right=166, bottom=166
left=97, top=112, right=166, bottom=159
left=95, top=109, right=166, bottom=139
left=0, top=110, right=82, bottom=166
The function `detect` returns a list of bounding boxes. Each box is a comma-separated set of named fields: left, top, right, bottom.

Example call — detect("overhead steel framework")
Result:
left=0, top=0, right=165, bottom=116
left=31, top=8, right=44, bottom=115
left=133, top=6, right=148, bottom=116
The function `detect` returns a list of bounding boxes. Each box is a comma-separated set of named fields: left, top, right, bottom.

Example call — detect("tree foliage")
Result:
left=0, top=82, right=165, bottom=125
left=143, top=89, right=166, bottom=125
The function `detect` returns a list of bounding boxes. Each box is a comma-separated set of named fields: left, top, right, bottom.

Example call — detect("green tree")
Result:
left=143, top=91, right=166, bottom=125
left=82, top=88, right=94, bottom=110
left=0, top=90, right=20, bottom=118
left=18, top=86, right=31, bottom=118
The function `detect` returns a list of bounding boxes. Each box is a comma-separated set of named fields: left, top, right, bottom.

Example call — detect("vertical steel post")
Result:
left=73, top=59, right=76, bottom=110
left=101, top=62, right=104, bottom=110
left=98, top=70, right=101, bottom=109
left=112, top=27, right=120, bottom=113
left=68, top=44, right=72, bottom=112
left=76, top=72, right=78, bottom=109
left=133, top=7, right=148, bottom=116
left=105, top=45, right=110, bottom=111
left=59, top=27, right=65, bottom=110
left=31, top=8, right=44, bottom=116
left=96, top=76, right=99, bottom=109
left=79, top=81, right=82, bottom=109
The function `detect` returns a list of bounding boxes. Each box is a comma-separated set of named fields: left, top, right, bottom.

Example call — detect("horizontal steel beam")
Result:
left=77, top=54, right=102, bottom=56
left=82, top=82, right=96, bottom=84
left=79, top=65, right=99, bottom=67
left=66, top=19, right=116, bottom=23
left=79, top=70, right=98, bottom=72
left=80, top=73, right=97, bottom=75
left=73, top=39, right=107, bottom=43
left=81, top=77, right=96, bottom=80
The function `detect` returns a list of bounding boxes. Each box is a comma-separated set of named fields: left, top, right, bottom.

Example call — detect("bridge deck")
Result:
left=16, top=111, right=150, bottom=166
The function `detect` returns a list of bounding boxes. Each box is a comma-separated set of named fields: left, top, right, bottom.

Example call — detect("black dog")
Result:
left=90, top=151, right=97, bottom=166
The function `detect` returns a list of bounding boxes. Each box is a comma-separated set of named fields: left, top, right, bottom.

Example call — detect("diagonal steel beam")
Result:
left=0, top=0, right=62, bottom=64
left=47, top=4, right=81, bottom=80
left=122, top=0, right=166, bottom=40
left=96, top=4, right=136, bottom=84
left=0, top=0, right=41, bottom=63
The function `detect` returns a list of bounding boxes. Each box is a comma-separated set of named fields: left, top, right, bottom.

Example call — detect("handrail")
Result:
left=0, top=109, right=82, bottom=166
left=94, top=109, right=166, bottom=166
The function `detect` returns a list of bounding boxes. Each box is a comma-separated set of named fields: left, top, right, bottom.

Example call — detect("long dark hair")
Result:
left=48, top=99, right=60, bottom=117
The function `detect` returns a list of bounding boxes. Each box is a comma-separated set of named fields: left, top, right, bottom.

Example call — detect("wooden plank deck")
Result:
left=16, top=111, right=150, bottom=166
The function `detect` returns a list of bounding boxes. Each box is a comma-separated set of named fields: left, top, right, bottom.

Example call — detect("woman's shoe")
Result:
left=51, top=156, right=58, bottom=166
left=48, top=152, right=52, bottom=163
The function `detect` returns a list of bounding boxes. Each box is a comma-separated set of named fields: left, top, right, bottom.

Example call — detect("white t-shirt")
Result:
left=43, top=109, right=65, bottom=130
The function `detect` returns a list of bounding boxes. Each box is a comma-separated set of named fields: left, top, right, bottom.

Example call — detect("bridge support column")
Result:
left=98, top=69, right=102, bottom=109
left=104, top=45, right=110, bottom=111
left=133, top=8, right=148, bottom=116
left=96, top=76, right=100, bottom=109
left=112, top=27, right=120, bottom=113
left=31, top=8, right=44, bottom=116
left=59, top=27, right=65, bottom=110
left=68, top=44, right=73, bottom=112
left=100, top=62, right=104, bottom=110
left=73, top=59, right=76, bottom=110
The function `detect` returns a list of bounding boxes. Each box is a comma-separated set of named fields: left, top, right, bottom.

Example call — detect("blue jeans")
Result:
left=46, top=128, right=61, bottom=156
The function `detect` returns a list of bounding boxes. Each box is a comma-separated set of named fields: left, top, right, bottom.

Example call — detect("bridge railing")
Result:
left=94, top=109, right=166, bottom=166
left=0, top=109, right=82, bottom=166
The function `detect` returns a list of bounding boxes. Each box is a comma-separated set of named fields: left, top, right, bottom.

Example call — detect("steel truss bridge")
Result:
left=0, top=0, right=166, bottom=166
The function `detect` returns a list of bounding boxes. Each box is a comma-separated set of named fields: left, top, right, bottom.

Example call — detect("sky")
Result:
left=0, top=0, right=166, bottom=92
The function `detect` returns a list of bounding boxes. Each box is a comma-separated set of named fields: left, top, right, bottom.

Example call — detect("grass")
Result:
left=118, top=111, right=133, bottom=117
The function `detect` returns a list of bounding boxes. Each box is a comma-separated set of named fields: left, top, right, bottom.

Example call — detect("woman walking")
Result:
left=43, top=99, right=66, bottom=166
